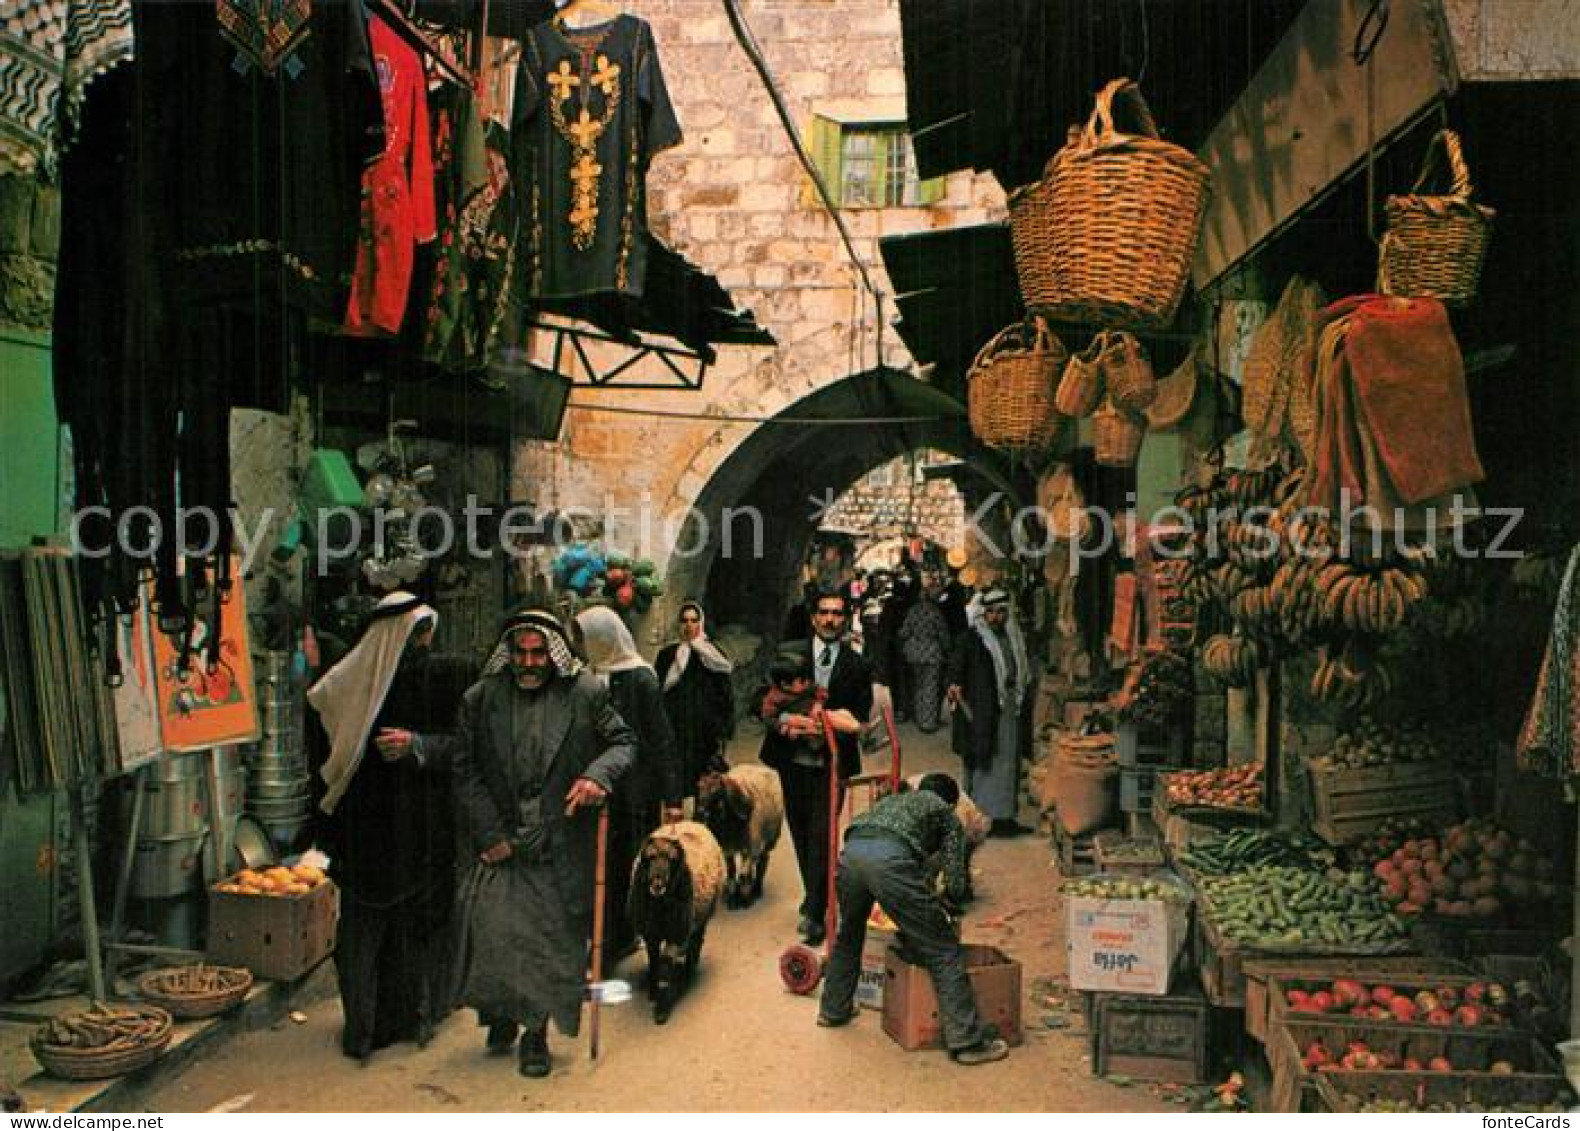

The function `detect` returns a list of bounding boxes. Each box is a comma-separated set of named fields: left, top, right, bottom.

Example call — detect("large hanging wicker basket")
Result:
left=1009, top=78, right=1211, bottom=330
left=1377, top=129, right=1495, bottom=307
left=966, top=316, right=1068, bottom=455
left=1093, top=399, right=1147, bottom=468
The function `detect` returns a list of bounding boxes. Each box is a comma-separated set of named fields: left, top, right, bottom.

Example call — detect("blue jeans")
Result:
left=819, top=832, right=986, bottom=1050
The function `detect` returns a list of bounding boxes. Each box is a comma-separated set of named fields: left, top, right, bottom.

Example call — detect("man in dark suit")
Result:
left=762, top=589, right=873, bottom=944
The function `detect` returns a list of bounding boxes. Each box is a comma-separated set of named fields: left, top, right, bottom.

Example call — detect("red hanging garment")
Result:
left=345, top=13, right=437, bottom=336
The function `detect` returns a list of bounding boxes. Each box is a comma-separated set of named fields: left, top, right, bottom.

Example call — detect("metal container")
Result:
left=250, top=798, right=312, bottom=823
left=248, top=776, right=311, bottom=801
left=259, top=815, right=313, bottom=854
left=141, top=774, right=208, bottom=834
left=257, top=650, right=296, bottom=688
left=132, top=828, right=210, bottom=899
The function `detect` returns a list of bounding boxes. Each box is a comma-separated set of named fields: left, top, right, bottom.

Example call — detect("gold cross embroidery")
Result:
left=567, top=107, right=603, bottom=149
left=569, top=198, right=600, bottom=232
left=591, top=55, right=622, bottom=97
left=571, top=152, right=603, bottom=185
left=546, top=60, right=580, bottom=102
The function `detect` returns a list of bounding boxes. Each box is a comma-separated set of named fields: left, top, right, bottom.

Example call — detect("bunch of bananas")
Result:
left=1201, top=633, right=1262, bottom=687
left=1311, top=642, right=1395, bottom=711
left=1313, top=561, right=1428, bottom=634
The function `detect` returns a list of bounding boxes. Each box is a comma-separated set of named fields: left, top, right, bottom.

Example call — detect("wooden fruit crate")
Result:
left=1091, top=831, right=1165, bottom=876
left=1090, top=979, right=1212, bottom=1084
left=1152, top=789, right=1266, bottom=855
left=1053, top=821, right=1108, bottom=877
left=1306, top=759, right=1463, bottom=845
left=1270, top=1020, right=1564, bottom=1113
left=1243, top=956, right=1471, bottom=1045
left=1314, top=1070, right=1574, bottom=1112
left=1194, top=906, right=1411, bottom=1010
left=1266, top=972, right=1525, bottom=1047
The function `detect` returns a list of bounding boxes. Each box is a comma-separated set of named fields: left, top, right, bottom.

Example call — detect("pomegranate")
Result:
left=1454, top=1004, right=1485, bottom=1028
left=1387, top=995, right=1418, bottom=1023
left=1371, top=985, right=1397, bottom=1005
left=1332, top=979, right=1366, bottom=1008
left=1426, top=1008, right=1454, bottom=1026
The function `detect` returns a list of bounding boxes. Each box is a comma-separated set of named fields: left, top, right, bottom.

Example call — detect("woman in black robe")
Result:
left=653, top=601, right=735, bottom=800
left=307, top=593, right=478, bottom=1059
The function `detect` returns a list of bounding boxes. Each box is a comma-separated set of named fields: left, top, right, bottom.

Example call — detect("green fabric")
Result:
left=848, top=790, right=968, bottom=903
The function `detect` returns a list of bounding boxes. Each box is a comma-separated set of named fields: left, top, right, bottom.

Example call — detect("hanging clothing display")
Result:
left=53, top=0, right=383, bottom=662
left=1517, top=546, right=1580, bottom=780
left=345, top=13, right=437, bottom=337
left=0, top=0, right=134, bottom=179
left=424, top=88, right=519, bottom=372
left=510, top=13, right=681, bottom=303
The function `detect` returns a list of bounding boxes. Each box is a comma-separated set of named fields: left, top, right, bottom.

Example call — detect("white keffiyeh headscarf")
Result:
left=576, top=606, right=651, bottom=686
left=482, top=607, right=584, bottom=680
left=308, top=592, right=436, bottom=815
left=662, top=600, right=732, bottom=692
left=971, top=589, right=1031, bottom=711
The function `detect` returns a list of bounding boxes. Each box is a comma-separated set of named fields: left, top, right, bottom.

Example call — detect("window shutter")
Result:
left=914, top=174, right=946, bottom=206
left=801, top=114, right=843, bottom=208
left=870, top=130, right=893, bottom=208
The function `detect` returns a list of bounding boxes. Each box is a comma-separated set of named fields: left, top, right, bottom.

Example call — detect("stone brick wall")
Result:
left=0, top=175, right=59, bottom=334
left=511, top=0, right=1007, bottom=642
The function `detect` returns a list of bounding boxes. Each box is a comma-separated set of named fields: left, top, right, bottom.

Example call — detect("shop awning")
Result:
left=900, top=0, right=1306, bottom=190
left=879, top=223, right=1022, bottom=392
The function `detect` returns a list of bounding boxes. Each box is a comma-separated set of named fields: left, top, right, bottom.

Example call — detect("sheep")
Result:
left=695, top=763, right=785, bottom=909
left=627, top=819, right=725, bottom=1024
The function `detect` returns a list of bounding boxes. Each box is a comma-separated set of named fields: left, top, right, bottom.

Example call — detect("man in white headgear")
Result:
left=946, top=587, right=1035, bottom=837
left=448, top=607, right=636, bottom=1078
left=307, top=591, right=477, bottom=1059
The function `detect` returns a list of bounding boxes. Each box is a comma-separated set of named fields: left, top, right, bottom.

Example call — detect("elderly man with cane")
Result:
left=449, top=608, right=636, bottom=1078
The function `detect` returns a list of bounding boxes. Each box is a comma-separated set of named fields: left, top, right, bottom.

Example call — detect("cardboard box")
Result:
left=1065, top=874, right=1190, bottom=996
left=207, top=880, right=339, bottom=982
left=881, top=943, right=1023, bottom=1051
left=855, top=919, right=897, bottom=1010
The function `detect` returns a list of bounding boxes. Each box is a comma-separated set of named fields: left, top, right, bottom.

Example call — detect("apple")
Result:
left=1310, top=990, right=1336, bottom=1013
left=1414, top=990, right=1442, bottom=1015
left=1403, top=1057, right=1424, bottom=1071
left=1426, top=1008, right=1454, bottom=1026
left=1332, top=979, right=1367, bottom=1009
left=1371, top=985, right=1397, bottom=1005
left=1387, top=996, right=1418, bottom=1023
left=1454, top=1004, right=1485, bottom=1028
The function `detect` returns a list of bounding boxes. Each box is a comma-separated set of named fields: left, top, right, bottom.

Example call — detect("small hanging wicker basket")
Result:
left=1055, top=333, right=1107, bottom=418
left=966, top=316, right=1068, bottom=456
left=1377, top=129, right=1495, bottom=307
left=1093, top=399, right=1147, bottom=468
left=1101, top=331, right=1156, bottom=414
left=1008, top=78, right=1212, bottom=329
left=1145, top=345, right=1199, bottom=430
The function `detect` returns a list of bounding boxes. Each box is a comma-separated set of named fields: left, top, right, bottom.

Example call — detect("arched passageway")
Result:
left=661, top=367, right=1035, bottom=638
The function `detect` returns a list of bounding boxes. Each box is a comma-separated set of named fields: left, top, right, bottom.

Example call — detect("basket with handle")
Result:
left=1377, top=129, right=1494, bottom=307
left=1093, top=398, right=1147, bottom=468
left=1101, top=331, right=1156, bottom=414
left=966, top=316, right=1068, bottom=455
left=1055, top=333, right=1107, bottom=418
left=1008, top=78, right=1211, bottom=329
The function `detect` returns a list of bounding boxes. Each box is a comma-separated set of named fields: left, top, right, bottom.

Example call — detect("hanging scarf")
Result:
left=0, top=0, right=134, bottom=178
left=971, top=590, right=1031, bottom=712
left=1517, top=546, right=1580, bottom=780
left=662, top=601, right=732, bottom=692
left=308, top=592, right=436, bottom=815
left=575, top=605, right=651, bottom=686
left=482, top=606, right=584, bottom=680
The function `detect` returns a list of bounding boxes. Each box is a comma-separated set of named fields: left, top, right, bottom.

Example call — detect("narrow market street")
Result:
left=132, top=725, right=1171, bottom=1114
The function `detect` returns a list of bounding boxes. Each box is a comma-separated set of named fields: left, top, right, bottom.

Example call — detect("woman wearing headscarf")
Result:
left=654, top=600, right=735, bottom=800
left=307, top=591, right=478, bottom=1059
left=575, top=606, right=681, bottom=958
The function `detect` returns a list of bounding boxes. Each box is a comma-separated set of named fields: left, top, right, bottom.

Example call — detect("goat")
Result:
left=627, top=820, right=724, bottom=1024
left=695, top=763, right=785, bottom=909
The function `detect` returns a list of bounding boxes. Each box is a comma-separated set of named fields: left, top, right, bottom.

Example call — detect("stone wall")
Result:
left=0, top=175, right=59, bottom=334
left=510, top=0, right=1007, bottom=643
left=821, top=454, right=966, bottom=554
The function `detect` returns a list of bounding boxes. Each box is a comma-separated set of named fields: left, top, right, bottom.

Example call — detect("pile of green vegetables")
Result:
left=1200, top=866, right=1407, bottom=948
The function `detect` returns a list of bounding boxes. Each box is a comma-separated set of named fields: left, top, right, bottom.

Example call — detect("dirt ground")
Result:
left=134, top=727, right=1180, bottom=1113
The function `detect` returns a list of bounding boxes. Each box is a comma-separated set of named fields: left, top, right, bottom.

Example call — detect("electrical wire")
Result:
left=563, top=400, right=959, bottom=426
left=721, top=0, right=885, bottom=369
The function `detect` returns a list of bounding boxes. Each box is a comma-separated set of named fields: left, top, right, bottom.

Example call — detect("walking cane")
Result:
left=589, top=804, right=610, bottom=1061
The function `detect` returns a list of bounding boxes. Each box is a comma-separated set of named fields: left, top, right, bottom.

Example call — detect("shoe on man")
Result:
left=485, top=1019, right=520, bottom=1055
left=951, top=1037, right=1009, bottom=1065
left=816, top=1009, right=855, bottom=1028
left=518, top=1028, right=551, bottom=1078
left=803, top=922, right=827, bottom=946
left=797, top=915, right=819, bottom=941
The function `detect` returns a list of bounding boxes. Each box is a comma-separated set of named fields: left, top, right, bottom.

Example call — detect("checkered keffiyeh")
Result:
left=483, top=608, right=584, bottom=680
left=0, top=0, right=133, bottom=179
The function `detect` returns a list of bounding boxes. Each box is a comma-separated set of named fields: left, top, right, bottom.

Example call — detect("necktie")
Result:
left=820, top=645, right=833, bottom=668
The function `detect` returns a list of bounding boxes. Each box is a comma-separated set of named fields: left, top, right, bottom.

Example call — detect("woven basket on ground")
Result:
left=966, top=316, right=1068, bottom=455
left=138, top=964, right=253, bottom=1020
left=1101, top=331, right=1156, bottom=413
left=1093, top=399, right=1147, bottom=468
left=32, top=1005, right=173, bottom=1081
left=1145, top=345, right=1198, bottom=430
left=1055, top=334, right=1107, bottom=418
left=1008, top=78, right=1211, bottom=329
left=1377, top=129, right=1494, bottom=307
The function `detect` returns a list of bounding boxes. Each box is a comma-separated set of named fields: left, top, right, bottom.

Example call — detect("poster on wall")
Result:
left=150, top=566, right=260, bottom=753
left=111, top=602, right=163, bottom=771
